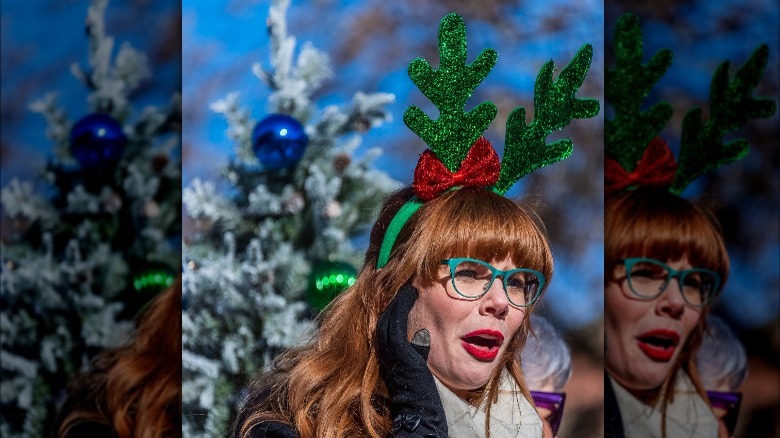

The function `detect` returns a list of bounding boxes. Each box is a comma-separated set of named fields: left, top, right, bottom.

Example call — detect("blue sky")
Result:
left=180, top=0, right=606, bottom=328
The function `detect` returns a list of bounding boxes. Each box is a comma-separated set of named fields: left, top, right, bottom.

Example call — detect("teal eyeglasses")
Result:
left=441, top=258, right=545, bottom=308
left=622, top=257, right=721, bottom=307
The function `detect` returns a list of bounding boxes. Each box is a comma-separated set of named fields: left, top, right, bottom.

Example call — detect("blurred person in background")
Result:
left=697, top=315, right=748, bottom=438
left=521, top=315, right=572, bottom=437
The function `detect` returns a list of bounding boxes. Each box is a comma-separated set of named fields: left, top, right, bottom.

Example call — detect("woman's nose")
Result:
left=656, top=277, right=686, bottom=318
left=481, top=278, right=510, bottom=318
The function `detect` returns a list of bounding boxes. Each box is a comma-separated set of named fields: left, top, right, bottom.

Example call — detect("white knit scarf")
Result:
left=609, top=371, right=718, bottom=437
left=434, top=372, right=543, bottom=438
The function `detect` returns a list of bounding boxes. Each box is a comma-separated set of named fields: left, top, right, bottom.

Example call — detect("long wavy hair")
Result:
left=54, top=275, right=182, bottom=438
left=605, top=187, right=729, bottom=437
left=235, top=187, right=554, bottom=438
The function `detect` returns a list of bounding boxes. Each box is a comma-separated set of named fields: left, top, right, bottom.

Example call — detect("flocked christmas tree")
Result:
left=181, top=0, right=397, bottom=435
left=0, top=0, right=181, bottom=435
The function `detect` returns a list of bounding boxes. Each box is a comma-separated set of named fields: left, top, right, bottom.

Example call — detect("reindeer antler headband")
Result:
left=376, top=13, right=600, bottom=268
left=605, top=13, right=776, bottom=196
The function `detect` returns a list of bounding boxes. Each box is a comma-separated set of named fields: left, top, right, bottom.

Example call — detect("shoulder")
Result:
left=231, top=383, right=301, bottom=438
left=61, top=421, right=119, bottom=438
left=246, top=421, right=299, bottom=438
left=604, top=373, right=625, bottom=438
left=232, top=386, right=299, bottom=438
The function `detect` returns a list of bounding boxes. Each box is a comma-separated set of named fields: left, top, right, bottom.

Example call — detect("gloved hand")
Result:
left=376, top=284, right=448, bottom=438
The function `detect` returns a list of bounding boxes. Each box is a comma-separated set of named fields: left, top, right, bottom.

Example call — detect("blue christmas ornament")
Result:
left=251, top=114, right=308, bottom=169
left=69, top=113, right=127, bottom=169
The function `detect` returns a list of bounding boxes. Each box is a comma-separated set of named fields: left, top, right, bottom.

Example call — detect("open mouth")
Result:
left=636, top=330, right=680, bottom=362
left=461, top=330, right=504, bottom=361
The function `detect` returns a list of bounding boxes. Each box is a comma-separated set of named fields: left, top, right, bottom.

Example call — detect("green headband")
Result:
left=376, top=13, right=599, bottom=269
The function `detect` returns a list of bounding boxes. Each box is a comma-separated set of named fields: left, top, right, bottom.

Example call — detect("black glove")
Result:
left=376, top=285, right=448, bottom=438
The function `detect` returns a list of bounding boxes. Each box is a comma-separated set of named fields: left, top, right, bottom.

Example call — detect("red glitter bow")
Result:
left=605, top=136, right=678, bottom=194
left=413, top=136, right=500, bottom=201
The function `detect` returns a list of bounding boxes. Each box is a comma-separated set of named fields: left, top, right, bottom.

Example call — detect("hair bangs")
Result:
left=407, top=188, right=553, bottom=284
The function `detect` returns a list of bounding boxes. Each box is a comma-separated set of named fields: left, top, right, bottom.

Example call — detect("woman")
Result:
left=604, top=186, right=728, bottom=437
left=522, top=316, right=572, bottom=396
left=233, top=186, right=553, bottom=438
left=233, top=10, right=597, bottom=436
left=603, top=11, right=775, bottom=435
left=53, top=275, right=182, bottom=437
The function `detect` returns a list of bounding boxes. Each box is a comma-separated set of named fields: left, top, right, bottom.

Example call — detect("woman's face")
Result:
left=408, top=255, right=528, bottom=391
left=605, top=256, right=702, bottom=391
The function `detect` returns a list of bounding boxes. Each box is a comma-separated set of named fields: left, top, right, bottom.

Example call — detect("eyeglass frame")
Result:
left=620, top=257, right=721, bottom=307
left=440, top=258, right=546, bottom=308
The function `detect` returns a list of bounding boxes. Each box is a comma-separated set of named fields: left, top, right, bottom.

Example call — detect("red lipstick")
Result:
left=461, top=329, right=504, bottom=361
left=636, top=329, right=680, bottom=362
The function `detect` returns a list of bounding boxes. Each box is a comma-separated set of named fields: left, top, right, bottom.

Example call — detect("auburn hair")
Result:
left=235, top=187, right=553, bottom=438
left=605, top=187, right=730, bottom=437
left=55, top=275, right=182, bottom=438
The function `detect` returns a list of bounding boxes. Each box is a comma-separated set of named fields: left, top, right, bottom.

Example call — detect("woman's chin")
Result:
left=635, top=360, right=676, bottom=388
left=609, top=351, right=677, bottom=392
left=434, top=368, right=491, bottom=393
left=610, top=365, right=668, bottom=393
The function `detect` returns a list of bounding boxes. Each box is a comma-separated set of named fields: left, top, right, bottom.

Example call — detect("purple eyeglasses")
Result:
left=531, top=391, right=566, bottom=435
left=706, top=390, right=742, bottom=436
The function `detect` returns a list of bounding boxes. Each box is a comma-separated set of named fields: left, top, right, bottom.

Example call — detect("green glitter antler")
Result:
left=605, top=13, right=673, bottom=172
left=671, top=44, right=777, bottom=194
left=403, top=13, right=498, bottom=172
left=495, top=44, right=600, bottom=194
